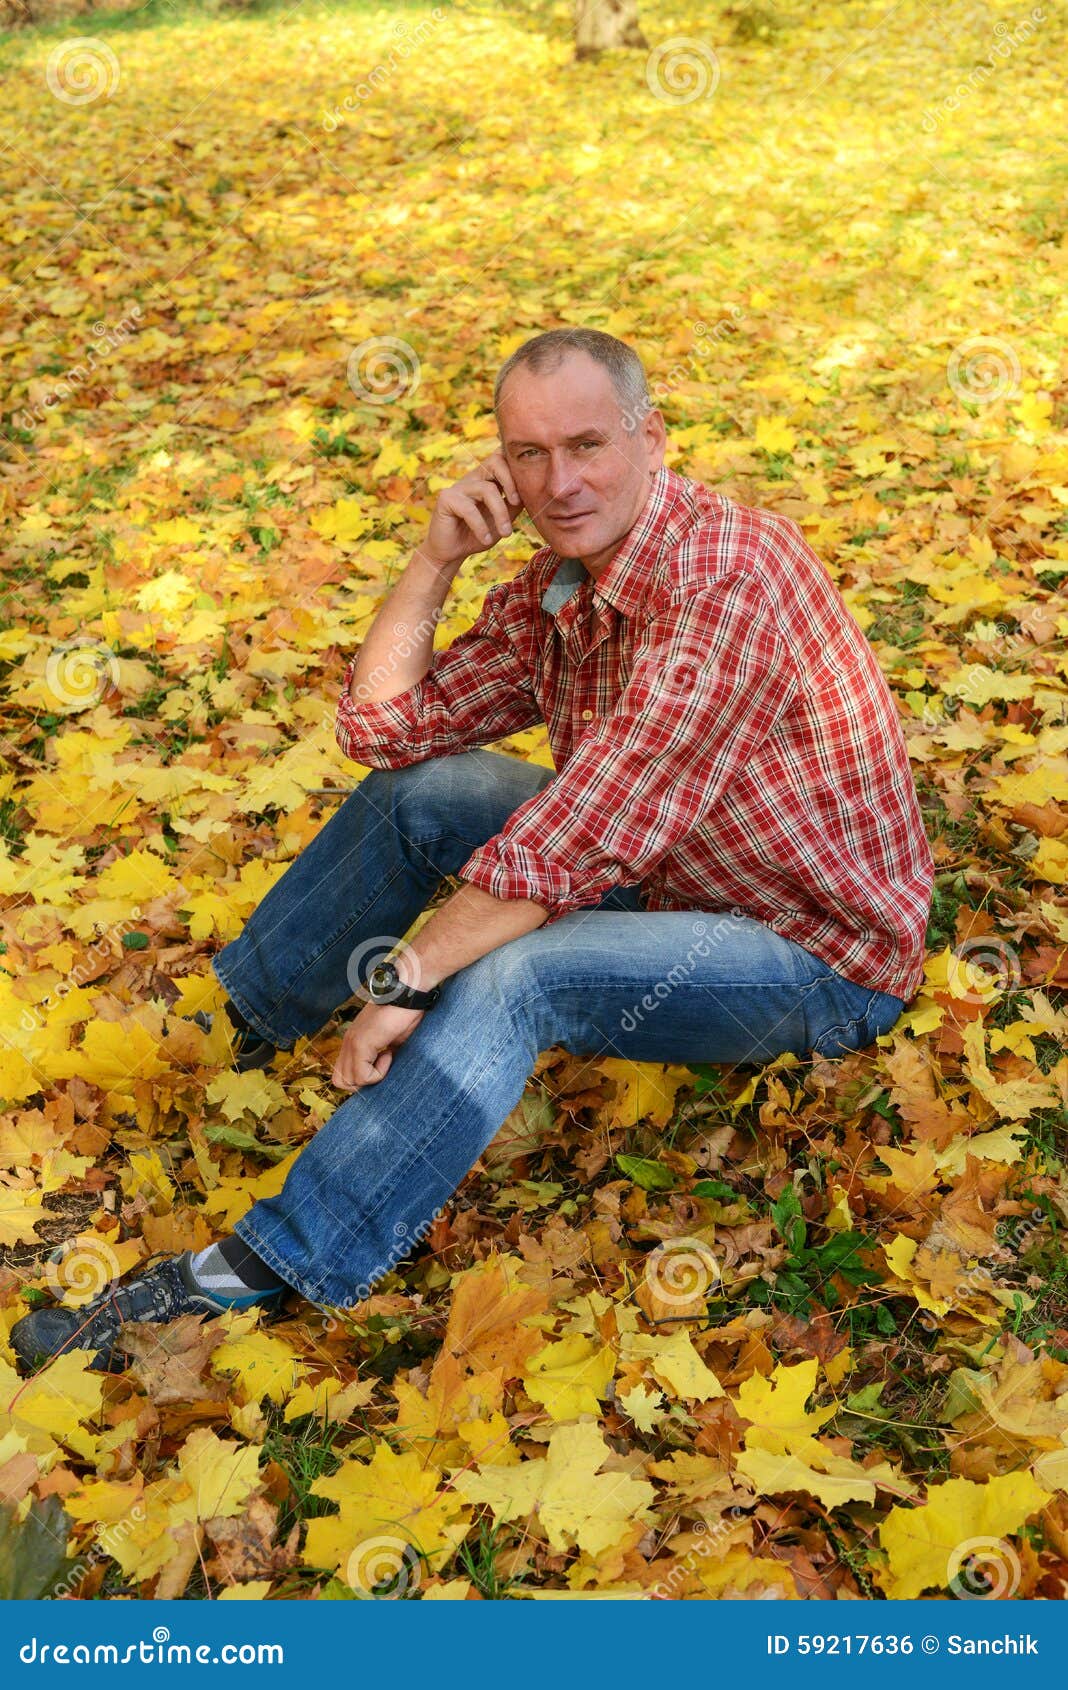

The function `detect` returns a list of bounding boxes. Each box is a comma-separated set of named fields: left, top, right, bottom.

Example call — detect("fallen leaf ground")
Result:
left=1, top=0, right=1068, bottom=1601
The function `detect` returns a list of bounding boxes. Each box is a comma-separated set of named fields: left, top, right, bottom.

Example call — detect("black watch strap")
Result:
left=367, top=960, right=441, bottom=1010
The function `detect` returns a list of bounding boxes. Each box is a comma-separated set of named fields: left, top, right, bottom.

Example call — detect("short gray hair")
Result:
left=493, top=327, right=652, bottom=429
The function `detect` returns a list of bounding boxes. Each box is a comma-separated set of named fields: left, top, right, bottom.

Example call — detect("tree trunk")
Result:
left=574, top=0, right=648, bottom=60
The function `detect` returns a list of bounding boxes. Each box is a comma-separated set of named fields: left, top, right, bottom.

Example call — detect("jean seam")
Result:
left=811, top=988, right=880, bottom=1055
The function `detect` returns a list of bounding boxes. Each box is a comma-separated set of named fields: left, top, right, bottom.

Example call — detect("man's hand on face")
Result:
left=422, top=447, right=526, bottom=572
left=331, top=1001, right=425, bottom=1092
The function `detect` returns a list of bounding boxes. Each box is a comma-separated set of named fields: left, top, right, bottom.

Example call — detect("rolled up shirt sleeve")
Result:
left=456, top=571, right=800, bottom=921
left=335, top=575, right=541, bottom=769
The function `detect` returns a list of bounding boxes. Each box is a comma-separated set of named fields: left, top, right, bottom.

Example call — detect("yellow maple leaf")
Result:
left=199, top=1150, right=300, bottom=1230
left=212, top=1325, right=306, bottom=1406
left=0, top=1111, right=69, bottom=1169
left=1031, top=837, right=1068, bottom=885
left=66, top=1474, right=145, bottom=1531
left=754, top=415, right=797, bottom=455
left=882, top=1234, right=951, bottom=1316
left=172, top=1426, right=262, bottom=1523
left=169, top=970, right=228, bottom=1019
left=452, top=1419, right=655, bottom=1557
left=732, top=1359, right=833, bottom=1450
left=304, top=1442, right=470, bottom=1589
left=615, top=1382, right=666, bottom=1433
left=121, top=1149, right=175, bottom=1215
left=51, top=1020, right=168, bottom=1099
left=695, top=1546, right=799, bottom=1598
left=620, top=1329, right=725, bottom=1403
left=522, top=1333, right=615, bottom=1421
left=597, top=1059, right=693, bottom=1130
left=1012, top=392, right=1052, bottom=436
left=150, top=517, right=203, bottom=546
left=310, top=498, right=369, bottom=546
left=1033, top=1446, right=1068, bottom=1493
left=737, top=1446, right=879, bottom=1508
left=0, top=1351, right=104, bottom=1448
left=456, top=1411, right=519, bottom=1466
left=0, top=836, right=85, bottom=904
left=94, top=847, right=180, bottom=902
left=0, top=1179, right=46, bottom=1247
left=96, top=1476, right=190, bottom=1583
left=135, top=570, right=198, bottom=613
left=878, top=1471, right=1050, bottom=1599
left=283, top=1376, right=375, bottom=1424
left=204, top=1070, right=289, bottom=1123
left=391, top=1355, right=505, bottom=1465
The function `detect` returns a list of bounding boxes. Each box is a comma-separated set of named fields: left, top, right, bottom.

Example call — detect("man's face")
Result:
left=497, top=351, right=667, bottom=575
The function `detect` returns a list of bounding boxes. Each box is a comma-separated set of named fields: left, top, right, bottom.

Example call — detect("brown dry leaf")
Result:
left=120, top=1315, right=230, bottom=1406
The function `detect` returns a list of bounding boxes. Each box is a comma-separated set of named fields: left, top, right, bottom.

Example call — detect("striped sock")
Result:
left=187, top=1239, right=285, bottom=1307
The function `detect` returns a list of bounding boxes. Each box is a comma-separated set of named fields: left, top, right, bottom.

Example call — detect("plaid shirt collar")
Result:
left=538, top=463, right=684, bottom=621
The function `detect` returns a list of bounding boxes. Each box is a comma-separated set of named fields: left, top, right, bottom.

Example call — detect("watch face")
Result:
left=369, top=961, right=400, bottom=999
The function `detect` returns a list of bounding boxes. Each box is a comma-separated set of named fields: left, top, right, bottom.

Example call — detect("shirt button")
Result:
left=581, top=709, right=593, bottom=720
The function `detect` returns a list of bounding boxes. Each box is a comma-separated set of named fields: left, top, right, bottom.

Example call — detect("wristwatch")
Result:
left=365, top=957, right=441, bottom=1011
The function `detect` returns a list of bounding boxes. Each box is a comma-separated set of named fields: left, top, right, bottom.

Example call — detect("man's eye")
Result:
left=579, top=441, right=599, bottom=449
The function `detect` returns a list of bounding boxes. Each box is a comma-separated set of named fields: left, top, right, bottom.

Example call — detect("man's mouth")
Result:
left=551, top=510, right=593, bottom=525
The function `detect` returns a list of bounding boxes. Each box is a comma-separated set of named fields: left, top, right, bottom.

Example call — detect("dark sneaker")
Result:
left=9, top=1253, right=285, bottom=1376
left=190, top=1008, right=278, bottom=1072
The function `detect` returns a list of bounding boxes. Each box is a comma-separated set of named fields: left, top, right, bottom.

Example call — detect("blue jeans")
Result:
left=213, top=748, right=905, bottom=1308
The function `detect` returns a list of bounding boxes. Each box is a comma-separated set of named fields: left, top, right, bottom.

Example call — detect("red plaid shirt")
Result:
left=336, top=465, right=933, bottom=1000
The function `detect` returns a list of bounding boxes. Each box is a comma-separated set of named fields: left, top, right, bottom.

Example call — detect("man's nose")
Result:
left=546, top=454, right=581, bottom=499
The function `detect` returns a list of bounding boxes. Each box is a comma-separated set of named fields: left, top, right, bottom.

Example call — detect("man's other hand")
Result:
left=332, top=1001, right=426, bottom=1091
